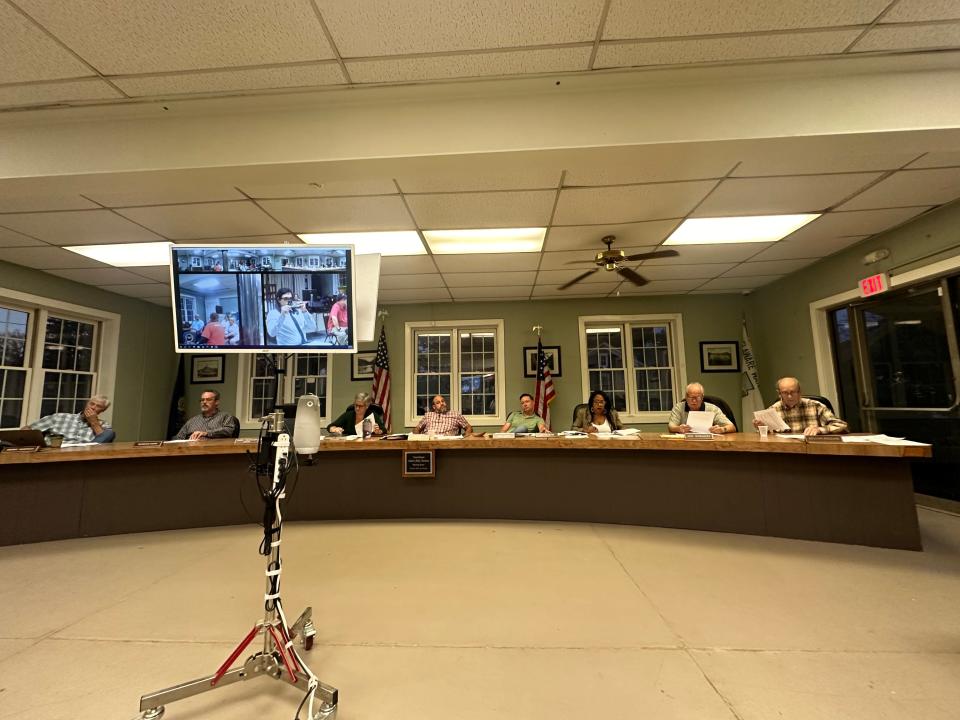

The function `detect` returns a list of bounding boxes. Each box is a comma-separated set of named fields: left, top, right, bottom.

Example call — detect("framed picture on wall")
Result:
left=351, top=351, right=377, bottom=381
left=523, top=346, right=561, bottom=378
left=191, top=355, right=225, bottom=384
left=699, top=341, right=740, bottom=373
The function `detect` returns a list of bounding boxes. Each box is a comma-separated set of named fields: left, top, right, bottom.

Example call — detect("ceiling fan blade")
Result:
left=558, top=269, right=598, bottom=290
left=564, top=259, right=598, bottom=265
left=617, top=267, right=649, bottom=287
left=623, top=249, right=680, bottom=261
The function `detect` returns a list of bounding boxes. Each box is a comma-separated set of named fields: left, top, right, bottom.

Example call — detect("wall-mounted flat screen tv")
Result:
left=169, top=244, right=357, bottom=353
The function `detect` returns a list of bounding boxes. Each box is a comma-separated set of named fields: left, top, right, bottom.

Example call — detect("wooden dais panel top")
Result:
left=0, top=432, right=931, bottom=465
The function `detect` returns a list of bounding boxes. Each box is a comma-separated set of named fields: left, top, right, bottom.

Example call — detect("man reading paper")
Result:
left=753, top=377, right=847, bottom=436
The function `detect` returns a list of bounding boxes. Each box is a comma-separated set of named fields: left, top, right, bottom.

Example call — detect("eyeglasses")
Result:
left=685, top=394, right=704, bottom=400
left=280, top=296, right=293, bottom=301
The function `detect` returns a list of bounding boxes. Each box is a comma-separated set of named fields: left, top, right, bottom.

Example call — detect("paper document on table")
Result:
left=753, top=409, right=790, bottom=432
left=686, top=410, right=714, bottom=433
left=777, top=434, right=807, bottom=440
left=864, top=434, right=931, bottom=446
left=840, top=435, right=874, bottom=443
left=612, top=428, right=640, bottom=436
left=61, top=441, right=98, bottom=447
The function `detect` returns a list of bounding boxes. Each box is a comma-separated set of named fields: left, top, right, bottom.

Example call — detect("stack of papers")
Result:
left=752, top=409, right=790, bottom=432
left=491, top=432, right=516, bottom=439
left=841, top=434, right=930, bottom=446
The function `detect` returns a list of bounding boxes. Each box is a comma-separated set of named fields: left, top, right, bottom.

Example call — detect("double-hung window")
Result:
left=579, top=314, right=686, bottom=421
left=238, top=353, right=329, bottom=427
left=405, top=320, right=505, bottom=426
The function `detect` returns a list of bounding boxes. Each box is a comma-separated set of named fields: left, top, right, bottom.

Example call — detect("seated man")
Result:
left=668, top=382, right=736, bottom=434
left=753, top=376, right=848, bottom=436
left=26, top=394, right=115, bottom=443
left=326, top=293, right=349, bottom=344
left=500, top=393, right=546, bottom=434
left=173, top=389, right=238, bottom=440
left=416, top=395, right=473, bottom=435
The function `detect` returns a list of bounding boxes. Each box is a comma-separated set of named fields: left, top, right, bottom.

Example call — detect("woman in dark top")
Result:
left=327, top=392, right=385, bottom=436
left=571, top=390, right=623, bottom=433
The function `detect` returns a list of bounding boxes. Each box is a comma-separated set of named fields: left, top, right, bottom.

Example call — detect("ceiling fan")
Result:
left=558, top=235, right=679, bottom=290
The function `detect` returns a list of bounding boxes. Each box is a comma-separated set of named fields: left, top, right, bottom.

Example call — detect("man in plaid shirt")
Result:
left=754, top=377, right=848, bottom=436
left=28, top=395, right=115, bottom=443
left=415, top=395, right=473, bottom=436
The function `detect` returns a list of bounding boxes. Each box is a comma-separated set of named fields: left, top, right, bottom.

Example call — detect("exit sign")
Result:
left=859, top=272, right=890, bottom=297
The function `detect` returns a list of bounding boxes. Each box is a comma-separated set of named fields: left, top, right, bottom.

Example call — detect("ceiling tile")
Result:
left=100, top=283, right=172, bottom=298
left=397, top=168, right=560, bottom=194
left=689, top=289, right=750, bottom=295
left=747, top=234, right=868, bottom=262
left=554, top=182, right=714, bottom=225
left=545, top=222, right=677, bottom=251
left=792, top=207, right=932, bottom=238
left=240, top=180, right=398, bottom=198
left=535, top=268, right=631, bottom=285
left=258, top=196, right=414, bottom=232
left=629, top=263, right=737, bottom=280
left=645, top=243, right=774, bottom=264
left=0, top=79, right=123, bottom=109
left=347, top=47, right=591, bottom=83
left=146, top=295, right=172, bottom=306
left=532, top=283, right=620, bottom=297
left=0, top=2, right=95, bottom=83
left=731, top=136, right=923, bottom=176
left=907, top=151, right=960, bottom=169
left=602, top=0, right=889, bottom=38
left=0, top=246, right=106, bottom=269
left=721, top=258, right=818, bottom=277
left=116, top=202, right=286, bottom=239
left=616, top=278, right=705, bottom=293
left=595, top=29, right=858, bottom=69
left=114, top=64, right=345, bottom=97
left=538, top=246, right=656, bottom=270
left=317, top=0, right=604, bottom=56
left=836, top=168, right=960, bottom=210
left=379, top=273, right=443, bottom=290
left=449, top=285, right=532, bottom=299
left=853, top=21, right=960, bottom=52
left=44, top=267, right=153, bottom=285
left=379, top=256, right=438, bottom=275
left=0, top=195, right=99, bottom=212
left=0, top=227, right=46, bottom=248
left=172, top=234, right=300, bottom=245
left=86, top=185, right=246, bottom=207
left=378, top=287, right=452, bottom=303
left=696, top=275, right=784, bottom=291
left=562, top=145, right=735, bottom=186
left=881, top=0, right=960, bottom=22
left=433, top=253, right=541, bottom=273
left=125, top=266, right=174, bottom=282
left=692, top=173, right=882, bottom=216
left=443, top=271, right=537, bottom=287
left=14, top=0, right=336, bottom=74
left=0, top=210, right=164, bottom=245
left=406, top=191, right=555, bottom=229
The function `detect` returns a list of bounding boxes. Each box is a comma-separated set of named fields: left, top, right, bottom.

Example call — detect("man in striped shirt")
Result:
left=173, top=389, right=237, bottom=440
left=415, top=395, right=473, bottom=436
left=754, top=377, right=848, bottom=436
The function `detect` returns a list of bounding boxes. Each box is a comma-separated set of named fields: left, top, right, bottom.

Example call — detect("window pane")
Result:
left=1, top=398, right=22, bottom=428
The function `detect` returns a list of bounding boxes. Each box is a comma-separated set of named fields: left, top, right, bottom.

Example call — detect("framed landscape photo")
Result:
left=351, top=351, right=377, bottom=381
left=523, top=345, right=562, bottom=378
left=191, top=355, right=225, bottom=384
left=699, top=341, right=740, bottom=373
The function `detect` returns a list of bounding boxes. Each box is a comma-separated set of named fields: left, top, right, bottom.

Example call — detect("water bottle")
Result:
left=362, top=416, right=373, bottom=439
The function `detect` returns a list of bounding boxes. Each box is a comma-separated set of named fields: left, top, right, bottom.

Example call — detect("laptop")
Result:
left=0, top=429, right=46, bottom=448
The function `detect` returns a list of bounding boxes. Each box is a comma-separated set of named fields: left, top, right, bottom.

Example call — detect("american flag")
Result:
left=371, top=326, right=392, bottom=432
left=533, top=339, right=556, bottom=430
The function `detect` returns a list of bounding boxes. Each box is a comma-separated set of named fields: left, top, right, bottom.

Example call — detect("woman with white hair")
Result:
left=327, top=392, right=385, bottom=437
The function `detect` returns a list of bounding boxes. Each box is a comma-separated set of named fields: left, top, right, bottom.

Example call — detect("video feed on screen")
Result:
left=170, top=245, right=356, bottom=353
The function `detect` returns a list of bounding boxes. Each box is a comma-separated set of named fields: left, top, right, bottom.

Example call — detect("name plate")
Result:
left=234, top=438, right=259, bottom=444
left=403, top=449, right=435, bottom=478
left=134, top=441, right=164, bottom=447
left=4, top=445, right=40, bottom=453
left=805, top=434, right=843, bottom=443
left=684, top=433, right=714, bottom=440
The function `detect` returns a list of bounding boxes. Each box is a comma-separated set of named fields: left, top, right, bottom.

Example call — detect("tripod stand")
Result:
left=136, top=417, right=338, bottom=719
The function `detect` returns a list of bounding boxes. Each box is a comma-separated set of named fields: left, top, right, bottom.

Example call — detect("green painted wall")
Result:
left=747, top=201, right=960, bottom=406
left=0, top=259, right=179, bottom=440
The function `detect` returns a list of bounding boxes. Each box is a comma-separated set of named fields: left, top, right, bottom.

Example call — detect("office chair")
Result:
left=703, top=395, right=738, bottom=431
left=805, top=395, right=835, bottom=413
left=570, top=403, right=588, bottom=428
left=229, top=416, right=241, bottom=438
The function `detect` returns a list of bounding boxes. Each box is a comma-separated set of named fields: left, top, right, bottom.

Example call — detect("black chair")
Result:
left=805, top=395, right=835, bottom=413
left=703, top=395, right=738, bottom=431
left=229, top=415, right=241, bottom=438
left=571, top=403, right=588, bottom=427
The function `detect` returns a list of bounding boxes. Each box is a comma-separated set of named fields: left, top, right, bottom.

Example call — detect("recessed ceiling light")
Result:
left=298, top=231, right=425, bottom=255
left=664, top=214, right=820, bottom=245
left=64, top=242, right=172, bottom=266
left=423, top=228, right=546, bottom=254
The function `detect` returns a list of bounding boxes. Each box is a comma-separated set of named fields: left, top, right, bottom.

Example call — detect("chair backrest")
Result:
left=229, top=416, right=241, bottom=438
left=805, top=394, right=835, bottom=413
left=703, top=395, right=737, bottom=431
left=571, top=403, right=588, bottom=426
left=368, top=403, right=385, bottom=418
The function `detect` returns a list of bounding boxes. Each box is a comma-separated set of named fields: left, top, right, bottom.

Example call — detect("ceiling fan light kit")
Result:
left=557, top=235, right=679, bottom=291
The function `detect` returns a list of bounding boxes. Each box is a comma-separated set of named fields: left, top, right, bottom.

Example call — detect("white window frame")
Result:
left=404, top=319, right=505, bottom=428
left=236, top=353, right=332, bottom=429
left=578, top=313, right=687, bottom=423
left=0, top=287, right=119, bottom=426
left=0, top=301, right=35, bottom=428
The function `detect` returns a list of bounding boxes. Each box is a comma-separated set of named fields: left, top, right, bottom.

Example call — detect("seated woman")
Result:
left=327, top=392, right=385, bottom=437
left=572, top=390, right=623, bottom=434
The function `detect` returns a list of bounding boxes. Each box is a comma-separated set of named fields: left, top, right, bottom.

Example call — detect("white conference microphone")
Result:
left=292, top=394, right=323, bottom=454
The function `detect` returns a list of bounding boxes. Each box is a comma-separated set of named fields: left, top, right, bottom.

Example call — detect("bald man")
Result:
left=753, top=377, right=847, bottom=436
left=668, top=382, right=735, bottom=434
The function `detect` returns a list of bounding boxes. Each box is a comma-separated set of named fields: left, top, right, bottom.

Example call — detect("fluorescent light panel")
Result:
left=424, top=228, right=545, bottom=254
left=64, top=241, right=172, bottom=266
left=664, top=214, right=820, bottom=245
left=298, top=231, right=425, bottom=255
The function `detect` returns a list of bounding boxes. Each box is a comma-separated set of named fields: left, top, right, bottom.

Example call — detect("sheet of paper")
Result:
left=354, top=421, right=364, bottom=436
left=776, top=434, right=807, bottom=440
left=753, top=409, right=790, bottom=432
left=686, top=410, right=714, bottom=433
left=612, top=428, right=640, bottom=435
left=840, top=435, right=874, bottom=443
left=866, top=434, right=931, bottom=446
